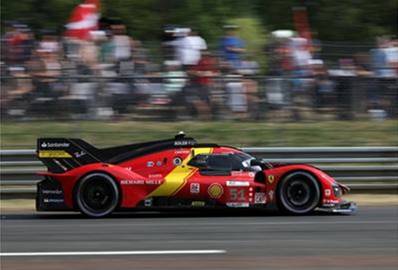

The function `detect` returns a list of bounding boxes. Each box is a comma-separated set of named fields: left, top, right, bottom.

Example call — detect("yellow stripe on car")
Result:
left=148, top=147, right=213, bottom=197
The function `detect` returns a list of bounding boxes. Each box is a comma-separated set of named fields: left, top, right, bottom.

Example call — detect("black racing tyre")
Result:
left=277, top=171, right=321, bottom=215
left=76, top=173, right=119, bottom=217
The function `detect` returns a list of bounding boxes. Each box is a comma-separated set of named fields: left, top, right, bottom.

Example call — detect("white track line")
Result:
left=0, top=250, right=226, bottom=257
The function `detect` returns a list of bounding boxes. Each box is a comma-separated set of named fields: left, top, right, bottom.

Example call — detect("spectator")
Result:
left=163, top=61, right=187, bottom=94
left=310, top=59, right=335, bottom=110
left=290, top=37, right=312, bottom=77
left=175, top=29, right=207, bottom=69
left=110, top=22, right=132, bottom=72
left=4, top=23, right=35, bottom=67
left=371, top=37, right=396, bottom=78
left=31, top=48, right=62, bottom=96
left=184, top=51, right=218, bottom=120
left=384, top=39, right=398, bottom=77
left=38, top=30, right=60, bottom=55
left=220, top=25, right=245, bottom=70
left=132, top=40, right=149, bottom=74
left=243, top=75, right=260, bottom=119
left=1, top=66, right=33, bottom=116
left=226, top=73, right=247, bottom=117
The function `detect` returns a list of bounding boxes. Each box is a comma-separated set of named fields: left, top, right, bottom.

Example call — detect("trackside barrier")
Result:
left=1, top=147, right=397, bottom=195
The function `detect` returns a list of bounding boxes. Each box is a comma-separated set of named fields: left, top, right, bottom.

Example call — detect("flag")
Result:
left=65, top=0, right=100, bottom=40
left=292, top=6, right=312, bottom=46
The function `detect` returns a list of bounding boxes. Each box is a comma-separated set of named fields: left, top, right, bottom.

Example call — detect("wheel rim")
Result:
left=80, top=176, right=117, bottom=215
left=279, top=172, right=320, bottom=214
left=286, top=180, right=311, bottom=206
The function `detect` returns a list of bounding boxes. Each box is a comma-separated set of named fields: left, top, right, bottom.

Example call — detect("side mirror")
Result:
left=251, top=165, right=262, bottom=172
left=250, top=159, right=264, bottom=170
left=250, top=159, right=262, bottom=166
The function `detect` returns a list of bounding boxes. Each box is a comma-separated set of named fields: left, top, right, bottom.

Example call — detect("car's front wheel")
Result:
left=277, top=171, right=320, bottom=215
left=76, top=173, right=119, bottom=217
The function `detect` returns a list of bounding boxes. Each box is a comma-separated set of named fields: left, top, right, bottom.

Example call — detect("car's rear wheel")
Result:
left=76, top=173, right=119, bottom=217
left=277, top=171, right=320, bottom=215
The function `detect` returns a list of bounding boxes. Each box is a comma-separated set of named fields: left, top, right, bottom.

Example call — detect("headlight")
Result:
left=333, top=185, right=342, bottom=197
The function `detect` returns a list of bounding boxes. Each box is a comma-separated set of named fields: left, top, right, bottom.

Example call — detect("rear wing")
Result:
left=37, top=138, right=103, bottom=173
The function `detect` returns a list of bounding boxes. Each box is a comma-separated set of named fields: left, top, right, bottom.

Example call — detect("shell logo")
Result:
left=208, top=183, right=224, bottom=199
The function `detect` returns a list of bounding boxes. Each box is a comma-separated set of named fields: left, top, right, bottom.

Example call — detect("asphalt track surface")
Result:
left=1, top=206, right=397, bottom=270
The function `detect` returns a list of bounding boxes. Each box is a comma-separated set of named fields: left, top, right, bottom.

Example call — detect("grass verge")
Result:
left=1, top=120, right=397, bottom=148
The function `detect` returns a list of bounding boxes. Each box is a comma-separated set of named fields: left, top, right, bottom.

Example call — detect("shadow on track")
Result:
left=1, top=208, right=340, bottom=220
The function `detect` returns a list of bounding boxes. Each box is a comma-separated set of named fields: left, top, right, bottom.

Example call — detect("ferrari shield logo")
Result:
left=208, top=183, right=224, bottom=199
left=267, top=175, right=275, bottom=184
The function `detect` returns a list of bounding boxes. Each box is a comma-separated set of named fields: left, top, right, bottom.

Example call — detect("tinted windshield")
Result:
left=233, top=152, right=255, bottom=168
left=189, top=152, right=254, bottom=171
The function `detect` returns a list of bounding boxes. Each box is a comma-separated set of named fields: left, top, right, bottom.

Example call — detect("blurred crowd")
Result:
left=1, top=21, right=397, bottom=121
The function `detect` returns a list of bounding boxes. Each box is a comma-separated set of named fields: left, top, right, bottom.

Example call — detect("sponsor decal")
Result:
left=226, top=181, right=250, bottom=187
left=44, top=199, right=64, bottom=203
left=254, top=192, right=267, bottom=204
left=38, top=150, right=72, bottom=158
left=190, top=183, right=200, bottom=194
left=226, top=202, right=250, bottom=208
left=42, top=190, right=63, bottom=195
left=229, top=171, right=254, bottom=177
left=174, top=139, right=196, bottom=146
left=324, top=199, right=340, bottom=204
left=40, top=142, right=70, bottom=148
left=268, top=190, right=274, bottom=201
left=191, top=201, right=205, bottom=207
left=173, top=157, right=183, bottom=166
left=148, top=174, right=163, bottom=178
left=121, top=179, right=162, bottom=185
left=231, top=171, right=243, bottom=176
left=147, top=161, right=154, bottom=167
left=120, top=179, right=145, bottom=185
left=145, top=179, right=162, bottom=185
left=324, top=189, right=331, bottom=197
left=74, top=151, right=86, bottom=158
left=144, top=198, right=153, bottom=207
left=175, top=149, right=190, bottom=155
left=156, top=161, right=163, bottom=167
left=267, top=175, right=275, bottom=184
left=208, top=183, right=224, bottom=199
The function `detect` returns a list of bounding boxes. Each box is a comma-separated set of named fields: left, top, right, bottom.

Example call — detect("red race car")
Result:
left=36, top=133, right=356, bottom=217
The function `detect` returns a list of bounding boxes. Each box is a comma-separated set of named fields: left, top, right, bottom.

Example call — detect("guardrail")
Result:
left=1, top=147, right=397, bottom=196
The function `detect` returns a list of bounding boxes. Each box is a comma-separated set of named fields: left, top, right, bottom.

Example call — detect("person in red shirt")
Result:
left=186, top=51, right=219, bottom=119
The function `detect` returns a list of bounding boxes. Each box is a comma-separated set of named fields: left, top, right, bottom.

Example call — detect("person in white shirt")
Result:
left=175, top=29, right=207, bottom=68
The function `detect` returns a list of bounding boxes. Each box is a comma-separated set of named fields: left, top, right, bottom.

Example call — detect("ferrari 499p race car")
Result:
left=36, top=133, right=356, bottom=217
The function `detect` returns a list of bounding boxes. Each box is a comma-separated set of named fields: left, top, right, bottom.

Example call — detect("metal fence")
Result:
left=2, top=73, right=397, bottom=121
left=1, top=147, right=397, bottom=196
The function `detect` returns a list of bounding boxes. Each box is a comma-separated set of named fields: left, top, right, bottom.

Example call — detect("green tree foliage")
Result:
left=2, top=0, right=397, bottom=42
left=226, top=17, right=268, bottom=70
left=2, top=0, right=80, bottom=33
